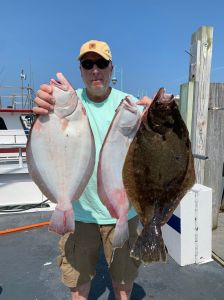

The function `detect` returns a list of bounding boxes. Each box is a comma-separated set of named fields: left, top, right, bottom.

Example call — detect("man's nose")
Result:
left=92, top=65, right=100, bottom=73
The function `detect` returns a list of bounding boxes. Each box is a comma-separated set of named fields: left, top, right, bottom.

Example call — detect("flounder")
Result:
left=122, top=88, right=196, bottom=263
left=97, top=97, right=141, bottom=248
left=27, top=73, right=95, bottom=235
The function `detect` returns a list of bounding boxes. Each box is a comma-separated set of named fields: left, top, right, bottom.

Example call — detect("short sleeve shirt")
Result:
left=73, top=88, right=140, bottom=224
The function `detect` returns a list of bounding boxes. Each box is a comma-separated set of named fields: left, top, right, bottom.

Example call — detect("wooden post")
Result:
left=221, top=169, right=224, bottom=210
left=221, top=168, right=224, bottom=211
left=179, top=82, right=194, bottom=136
left=189, top=26, right=213, bottom=183
left=204, top=83, right=224, bottom=228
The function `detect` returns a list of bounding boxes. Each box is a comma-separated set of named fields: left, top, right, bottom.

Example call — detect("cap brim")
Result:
left=77, top=50, right=110, bottom=61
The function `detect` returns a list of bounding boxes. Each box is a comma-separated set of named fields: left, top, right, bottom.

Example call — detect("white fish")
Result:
left=97, top=97, right=141, bottom=248
left=27, top=72, right=95, bottom=235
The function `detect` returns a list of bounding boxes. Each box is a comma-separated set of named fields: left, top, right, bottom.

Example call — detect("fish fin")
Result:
left=130, top=220, right=167, bottom=264
left=56, top=72, right=70, bottom=87
left=49, top=206, right=75, bottom=235
left=112, top=216, right=129, bottom=249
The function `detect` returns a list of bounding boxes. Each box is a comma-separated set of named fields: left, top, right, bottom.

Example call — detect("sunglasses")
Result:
left=80, top=58, right=110, bottom=70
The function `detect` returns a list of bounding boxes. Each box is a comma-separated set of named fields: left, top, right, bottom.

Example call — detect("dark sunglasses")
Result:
left=80, top=58, right=110, bottom=70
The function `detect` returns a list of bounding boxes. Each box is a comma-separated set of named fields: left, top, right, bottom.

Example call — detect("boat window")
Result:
left=20, top=114, right=35, bottom=136
left=0, top=117, right=7, bottom=129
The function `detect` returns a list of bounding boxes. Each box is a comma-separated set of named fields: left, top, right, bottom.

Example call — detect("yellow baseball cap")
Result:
left=78, top=40, right=112, bottom=61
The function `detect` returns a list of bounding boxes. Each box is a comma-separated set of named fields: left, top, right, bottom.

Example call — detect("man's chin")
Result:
left=90, top=85, right=104, bottom=94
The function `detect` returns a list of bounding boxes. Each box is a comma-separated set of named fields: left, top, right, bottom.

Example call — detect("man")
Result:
left=33, top=40, right=152, bottom=300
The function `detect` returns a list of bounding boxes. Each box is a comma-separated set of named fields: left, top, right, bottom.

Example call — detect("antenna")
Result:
left=20, top=69, right=26, bottom=108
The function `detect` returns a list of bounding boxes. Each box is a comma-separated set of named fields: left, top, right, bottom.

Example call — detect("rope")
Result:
left=0, top=221, right=50, bottom=235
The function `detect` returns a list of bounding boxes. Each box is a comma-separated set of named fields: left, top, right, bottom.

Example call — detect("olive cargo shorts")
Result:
left=57, top=216, right=141, bottom=288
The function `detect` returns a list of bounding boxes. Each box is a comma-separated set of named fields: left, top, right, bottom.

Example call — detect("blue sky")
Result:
left=0, top=0, right=224, bottom=99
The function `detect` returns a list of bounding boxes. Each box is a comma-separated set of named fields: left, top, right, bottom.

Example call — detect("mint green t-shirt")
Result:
left=73, top=87, right=139, bottom=224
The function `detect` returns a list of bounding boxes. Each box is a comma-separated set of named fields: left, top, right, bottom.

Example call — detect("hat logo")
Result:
left=89, top=43, right=96, bottom=49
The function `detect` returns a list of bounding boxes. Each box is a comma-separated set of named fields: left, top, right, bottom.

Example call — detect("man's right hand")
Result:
left=33, top=84, right=55, bottom=115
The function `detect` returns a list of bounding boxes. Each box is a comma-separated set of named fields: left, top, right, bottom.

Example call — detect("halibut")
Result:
left=27, top=72, right=95, bottom=235
left=97, top=97, right=141, bottom=248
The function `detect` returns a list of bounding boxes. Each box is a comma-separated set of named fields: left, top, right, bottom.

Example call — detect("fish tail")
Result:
left=49, top=206, right=75, bottom=235
left=130, top=219, right=167, bottom=264
left=112, top=216, right=129, bottom=249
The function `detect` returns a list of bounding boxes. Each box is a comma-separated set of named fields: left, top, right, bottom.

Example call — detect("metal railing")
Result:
left=0, top=132, right=27, bottom=169
left=0, top=86, right=35, bottom=109
left=0, top=131, right=27, bottom=143
left=0, top=147, right=26, bottom=168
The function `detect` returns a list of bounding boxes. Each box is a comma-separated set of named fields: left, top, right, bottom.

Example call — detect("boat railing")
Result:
left=0, top=144, right=27, bottom=169
left=0, top=130, right=27, bottom=144
left=0, top=86, right=35, bottom=110
left=0, top=131, right=28, bottom=170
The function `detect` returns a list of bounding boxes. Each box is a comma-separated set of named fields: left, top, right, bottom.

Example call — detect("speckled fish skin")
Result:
left=26, top=72, right=95, bottom=235
left=97, top=97, right=141, bottom=249
left=122, top=88, right=196, bottom=263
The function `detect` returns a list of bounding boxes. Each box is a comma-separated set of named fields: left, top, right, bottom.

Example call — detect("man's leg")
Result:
left=112, top=281, right=133, bottom=300
left=70, top=281, right=91, bottom=300
left=100, top=216, right=141, bottom=300
left=57, top=222, right=101, bottom=300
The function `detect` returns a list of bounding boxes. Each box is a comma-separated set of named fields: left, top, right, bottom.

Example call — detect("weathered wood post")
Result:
left=204, top=83, right=224, bottom=228
left=189, top=26, right=213, bottom=183
left=222, top=174, right=224, bottom=210
left=179, top=82, right=194, bottom=136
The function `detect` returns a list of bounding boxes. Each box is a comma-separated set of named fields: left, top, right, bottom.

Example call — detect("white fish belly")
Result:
left=98, top=138, right=130, bottom=217
left=27, top=110, right=95, bottom=210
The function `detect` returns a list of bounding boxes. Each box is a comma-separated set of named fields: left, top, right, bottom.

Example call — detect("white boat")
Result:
left=0, top=84, right=55, bottom=214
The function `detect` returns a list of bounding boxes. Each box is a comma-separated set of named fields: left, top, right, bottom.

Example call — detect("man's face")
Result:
left=80, top=52, right=113, bottom=97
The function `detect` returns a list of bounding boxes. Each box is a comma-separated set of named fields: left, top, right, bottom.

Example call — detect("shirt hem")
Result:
left=75, top=214, right=138, bottom=225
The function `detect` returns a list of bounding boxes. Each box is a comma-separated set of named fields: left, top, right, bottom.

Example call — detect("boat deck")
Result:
left=0, top=211, right=224, bottom=300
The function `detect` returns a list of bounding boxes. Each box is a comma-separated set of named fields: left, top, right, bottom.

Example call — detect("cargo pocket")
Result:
left=56, top=232, right=77, bottom=288
left=57, top=233, right=70, bottom=267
